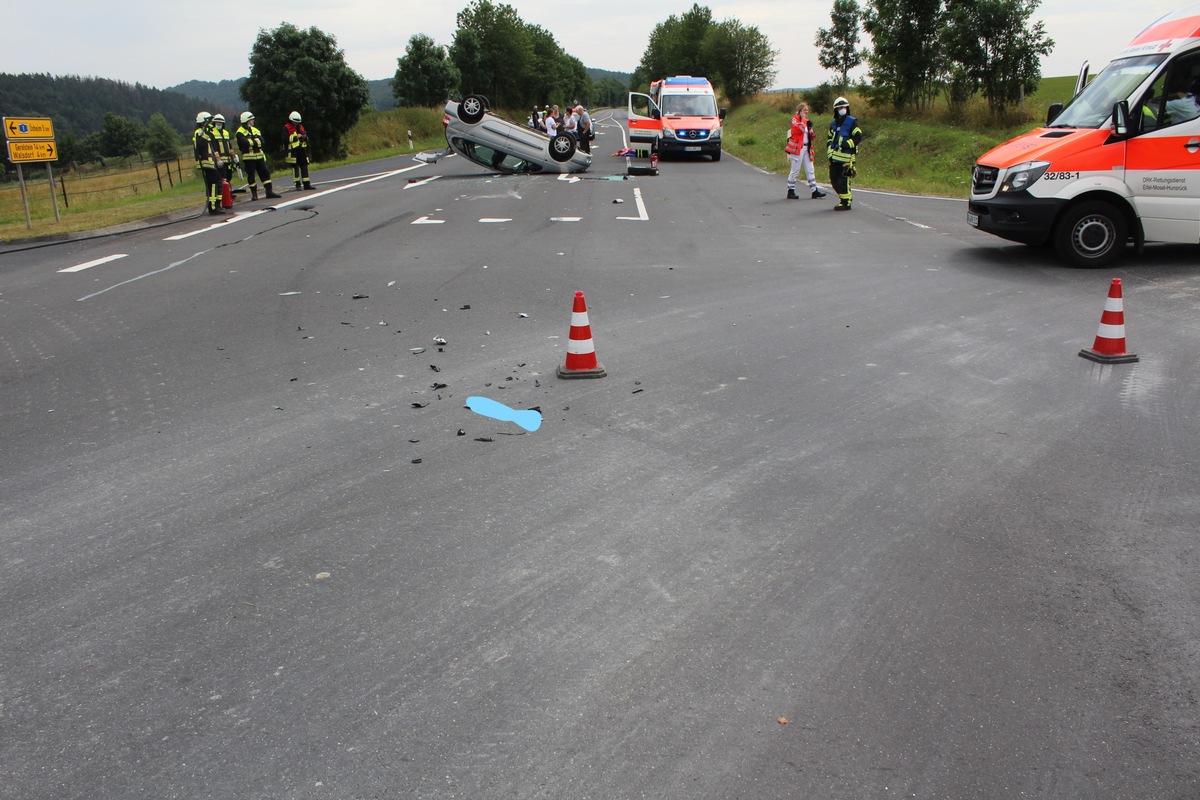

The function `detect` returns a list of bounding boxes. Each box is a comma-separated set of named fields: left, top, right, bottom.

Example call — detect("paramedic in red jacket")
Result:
left=785, top=102, right=826, bottom=200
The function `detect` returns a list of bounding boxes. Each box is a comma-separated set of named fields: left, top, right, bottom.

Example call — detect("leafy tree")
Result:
left=635, top=4, right=715, bottom=85
left=55, top=130, right=79, bottom=168
left=393, top=34, right=460, bottom=107
left=703, top=19, right=777, bottom=102
left=240, top=23, right=371, bottom=161
left=942, top=0, right=1054, bottom=119
left=146, top=112, right=181, bottom=161
left=77, top=132, right=104, bottom=166
left=805, top=82, right=838, bottom=115
left=96, top=112, right=147, bottom=159
left=815, top=0, right=865, bottom=91
left=863, top=0, right=948, bottom=110
left=450, top=1, right=535, bottom=107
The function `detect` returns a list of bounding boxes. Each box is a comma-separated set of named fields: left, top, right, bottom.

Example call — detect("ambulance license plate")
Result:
left=967, top=213, right=979, bottom=227
left=684, top=146, right=701, bottom=152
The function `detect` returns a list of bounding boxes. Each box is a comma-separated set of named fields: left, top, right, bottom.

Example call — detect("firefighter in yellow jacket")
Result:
left=210, top=114, right=237, bottom=203
left=285, top=111, right=314, bottom=190
left=236, top=112, right=282, bottom=201
left=192, top=112, right=224, bottom=215
left=827, top=96, right=863, bottom=211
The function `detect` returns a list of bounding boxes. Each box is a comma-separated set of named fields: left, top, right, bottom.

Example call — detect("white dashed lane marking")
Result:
left=59, top=254, right=127, bottom=273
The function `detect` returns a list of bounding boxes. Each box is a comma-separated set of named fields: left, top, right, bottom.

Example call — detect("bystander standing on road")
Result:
left=575, top=105, right=592, bottom=153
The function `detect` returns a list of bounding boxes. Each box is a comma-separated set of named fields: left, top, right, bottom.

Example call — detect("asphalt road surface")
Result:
left=2, top=113, right=1198, bottom=799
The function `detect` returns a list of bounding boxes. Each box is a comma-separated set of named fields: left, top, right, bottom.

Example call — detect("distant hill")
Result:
left=169, top=78, right=245, bottom=110
left=588, top=68, right=633, bottom=87
left=169, top=77, right=399, bottom=112
left=0, top=73, right=235, bottom=140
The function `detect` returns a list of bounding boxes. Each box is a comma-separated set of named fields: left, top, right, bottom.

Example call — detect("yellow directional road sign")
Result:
left=4, top=116, right=55, bottom=139
left=7, top=140, right=58, bottom=163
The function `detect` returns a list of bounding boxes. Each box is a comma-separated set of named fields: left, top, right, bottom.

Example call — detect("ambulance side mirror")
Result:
left=1112, top=101, right=1130, bottom=138
left=719, top=108, right=727, bottom=120
left=652, top=108, right=661, bottom=120
left=1046, top=103, right=1063, bottom=125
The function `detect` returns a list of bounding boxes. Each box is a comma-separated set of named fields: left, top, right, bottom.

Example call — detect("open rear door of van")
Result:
left=627, top=92, right=662, bottom=153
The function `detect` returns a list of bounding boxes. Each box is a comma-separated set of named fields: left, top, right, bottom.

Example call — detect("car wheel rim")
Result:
left=464, top=98, right=481, bottom=116
left=1073, top=216, right=1115, bottom=257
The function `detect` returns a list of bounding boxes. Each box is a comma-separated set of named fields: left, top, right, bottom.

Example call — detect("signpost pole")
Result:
left=47, top=163, right=61, bottom=222
left=16, top=164, right=32, bottom=230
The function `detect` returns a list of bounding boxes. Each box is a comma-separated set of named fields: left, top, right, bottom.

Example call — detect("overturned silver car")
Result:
left=440, top=95, right=591, bottom=174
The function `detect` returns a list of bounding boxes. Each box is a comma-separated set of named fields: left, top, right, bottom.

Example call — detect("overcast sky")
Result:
left=2, top=0, right=1187, bottom=93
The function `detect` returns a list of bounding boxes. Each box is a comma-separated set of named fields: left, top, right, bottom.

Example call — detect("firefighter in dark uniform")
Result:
left=193, top=111, right=223, bottom=215
left=236, top=111, right=282, bottom=201
left=285, top=111, right=314, bottom=190
left=827, top=96, right=863, bottom=211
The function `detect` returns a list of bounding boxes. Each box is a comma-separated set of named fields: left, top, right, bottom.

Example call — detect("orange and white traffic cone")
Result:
left=1079, top=277, right=1139, bottom=364
left=556, top=290, right=607, bottom=379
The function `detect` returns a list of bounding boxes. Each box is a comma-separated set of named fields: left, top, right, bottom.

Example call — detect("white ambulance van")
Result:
left=628, top=76, right=726, bottom=161
left=969, top=3, right=1200, bottom=266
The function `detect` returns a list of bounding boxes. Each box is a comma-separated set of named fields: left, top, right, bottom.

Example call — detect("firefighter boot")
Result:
left=265, top=182, right=282, bottom=199
left=250, top=186, right=259, bottom=201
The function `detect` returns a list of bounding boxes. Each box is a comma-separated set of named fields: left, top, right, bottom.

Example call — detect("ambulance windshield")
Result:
left=661, top=94, right=719, bottom=117
left=1050, top=55, right=1166, bottom=128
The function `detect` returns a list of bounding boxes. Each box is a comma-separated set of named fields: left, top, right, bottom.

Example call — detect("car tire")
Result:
left=549, top=132, right=577, bottom=162
left=1053, top=200, right=1127, bottom=267
left=459, top=95, right=486, bottom=125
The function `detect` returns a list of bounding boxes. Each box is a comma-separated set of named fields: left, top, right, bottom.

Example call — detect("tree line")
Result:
left=816, top=0, right=1054, bottom=119
left=393, top=1, right=777, bottom=109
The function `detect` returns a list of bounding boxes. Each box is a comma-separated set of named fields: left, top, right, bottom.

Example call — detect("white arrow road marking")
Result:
left=59, top=254, right=127, bottom=273
left=412, top=216, right=445, bottom=224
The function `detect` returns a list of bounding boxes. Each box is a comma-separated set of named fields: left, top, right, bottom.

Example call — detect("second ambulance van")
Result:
left=969, top=3, right=1200, bottom=265
left=628, top=76, right=726, bottom=161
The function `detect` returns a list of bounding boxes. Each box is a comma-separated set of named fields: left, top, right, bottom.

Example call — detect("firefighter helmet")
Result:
left=212, top=114, right=225, bottom=124
left=289, top=111, right=302, bottom=123
left=240, top=111, right=254, bottom=124
left=196, top=111, right=212, bottom=124
left=833, top=96, right=850, bottom=110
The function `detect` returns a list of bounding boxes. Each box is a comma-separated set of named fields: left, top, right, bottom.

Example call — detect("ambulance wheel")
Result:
left=459, top=95, right=486, bottom=124
left=711, top=149, right=722, bottom=162
left=1054, top=201, right=1127, bottom=267
left=550, top=132, right=576, bottom=162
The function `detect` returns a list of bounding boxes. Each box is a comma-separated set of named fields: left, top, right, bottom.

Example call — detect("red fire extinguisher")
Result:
left=221, top=179, right=233, bottom=209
